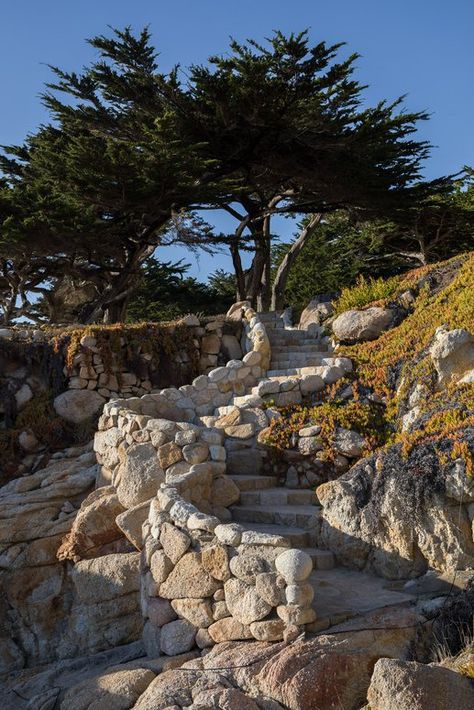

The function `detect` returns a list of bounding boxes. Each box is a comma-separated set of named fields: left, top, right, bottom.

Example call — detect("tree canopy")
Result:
left=0, top=26, right=470, bottom=325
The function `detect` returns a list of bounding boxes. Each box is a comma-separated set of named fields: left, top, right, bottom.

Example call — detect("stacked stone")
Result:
left=140, top=492, right=316, bottom=655
left=92, top=313, right=323, bottom=657
left=195, top=315, right=243, bottom=372
left=260, top=422, right=367, bottom=490
left=66, top=321, right=245, bottom=397
left=94, top=406, right=240, bottom=530
left=254, top=356, right=353, bottom=407
left=67, top=334, right=161, bottom=400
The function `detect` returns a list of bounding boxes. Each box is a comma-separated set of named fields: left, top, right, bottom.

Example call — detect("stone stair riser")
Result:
left=239, top=489, right=316, bottom=506
left=231, top=505, right=320, bottom=528
left=229, top=475, right=278, bottom=491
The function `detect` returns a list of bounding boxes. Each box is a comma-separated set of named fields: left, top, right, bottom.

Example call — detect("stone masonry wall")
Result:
left=0, top=317, right=244, bottom=470
left=94, top=311, right=317, bottom=656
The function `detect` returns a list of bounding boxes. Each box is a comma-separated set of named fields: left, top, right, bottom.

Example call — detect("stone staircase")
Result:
left=229, top=472, right=335, bottom=572
left=226, top=310, right=418, bottom=629
left=257, top=311, right=331, bottom=375
left=228, top=310, right=337, bottom=572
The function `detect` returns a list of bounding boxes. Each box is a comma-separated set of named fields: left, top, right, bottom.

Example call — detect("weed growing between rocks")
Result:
left=54, top=321, right=200, bottom=386
left=432, top=579, right=474, bottom=662
left=261, top=398, right=386, bottom=460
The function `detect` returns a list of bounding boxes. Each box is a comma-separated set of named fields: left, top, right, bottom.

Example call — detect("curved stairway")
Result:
left=229, top=310, right=418, bottom=628
left=258, top=310, right=331, bottom=375
left=229, top=471, right=335, bottom=570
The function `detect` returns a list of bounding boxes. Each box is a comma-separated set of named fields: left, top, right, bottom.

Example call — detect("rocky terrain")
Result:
left=1, top=253, right=474, bottom=708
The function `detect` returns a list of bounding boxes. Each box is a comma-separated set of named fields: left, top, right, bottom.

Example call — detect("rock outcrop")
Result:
left=367, top=657, right=474, bottom=709
left=0, top=443, right=143, bottom=673
left=317, top=448, right=474, bottom=579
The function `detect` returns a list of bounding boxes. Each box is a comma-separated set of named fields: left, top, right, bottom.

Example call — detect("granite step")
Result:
left=231, top=503, right=321, bottom=528
left=269, top=336, right=326, bottom=344
left=229, top=474, right=278, bottom=491
left=266, top=368, right=311, bottom=377
left=239, top=487, right=316, bottom=506
left=271, top=346, right=330, bottom=354
left=305, top=547, right=336, bottom=570
left=238, top=522, right=314, bottom=548
left=270, top=359, right=326, bottom=369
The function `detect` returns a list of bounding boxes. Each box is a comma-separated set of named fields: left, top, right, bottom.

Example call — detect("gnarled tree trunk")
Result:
left=271, top=213, right=322, bottom=311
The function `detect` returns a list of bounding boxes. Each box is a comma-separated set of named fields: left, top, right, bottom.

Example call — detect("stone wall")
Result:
left=61, top=316, right=245, bottom=400
left=92, top=312, right=317, bottom=656
left=0, top=317, right=244, bottom=474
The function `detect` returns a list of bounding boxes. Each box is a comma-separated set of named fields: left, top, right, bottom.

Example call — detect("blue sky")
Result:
left=1, top=1, right=472, bottom=279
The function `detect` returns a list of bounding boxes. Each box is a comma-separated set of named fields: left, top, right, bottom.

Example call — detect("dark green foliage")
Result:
left=271, top=212, right=379, bottom=308
left=363, top=170, right=474, bottom=266
left=0, top=28, right=227, bottom=323
left=0, top=26, right=467, bottom=322
left=125, top=258, right=235, bottom=322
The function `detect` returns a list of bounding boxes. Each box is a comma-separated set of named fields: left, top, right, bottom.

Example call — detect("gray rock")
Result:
left=224, top=578, right=272, bottom=624
left=229, top=554, right=271, bottom=583
left=214, top=523, right=243, bottom=546
left=430, top=326, right=474, bottom=385
left=275, top=549, right=313, bottom=583
left=299, top=298, right=334, bottom=328
left=160, top=552, right=221, bottom=599
left=53, top=389, right=105, bottom=424
left=160, top=619, right=196, bottom=656
left=116, top=443, right=165, bottom=508
left=171, top=598, right=214, bottom=628
left=146, top=597, right=177, bottom=627
left=15, top=383, right=34, bottom=411
left=333, top=428, right=366, bottom=458
left=182, top=442, right=209, bottom=464
left=61, top=667, right=156, bottom=710
left=332, top=307, right=394, bottom=343
left=222, top=334, right=243, bottom=360
left=255, top=572, right=285, bottom=606
left=367, top=658, right=474, bottom=710
left=160, top=523, right=191, bottom=564
left=115, top=501, right=150, bottom=549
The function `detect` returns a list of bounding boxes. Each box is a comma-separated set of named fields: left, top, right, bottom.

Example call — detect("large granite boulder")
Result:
left=367, top=658, right=474, bottom=709
left=54, top=389, right=105, bottom=424
left=332, top=307, right=394, bottom=343
left=317, top=449, right=474, bottom=579
left=430, top=326, right=474, bottom=386
left=299, top=297, right=334, bottom=329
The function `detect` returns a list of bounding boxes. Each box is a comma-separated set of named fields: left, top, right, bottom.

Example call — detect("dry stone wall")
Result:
left=93, top=312, right=317, bottom=656
left=62, top=317, right=245, bottom=401
left=0, top=317, right=244, bottom=474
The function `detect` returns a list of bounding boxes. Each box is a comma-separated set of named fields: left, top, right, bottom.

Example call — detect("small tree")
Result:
left=125, top=257, right=235, bottom=322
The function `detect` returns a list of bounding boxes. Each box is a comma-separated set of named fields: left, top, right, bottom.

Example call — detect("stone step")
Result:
left=239, top=522, right=314, bottom=548
left=266, top=368, right=304, bottom=377
left=271, top=354, right=328, bottom=362
left=305, top=547, right=336, bottom=570
left=257, top=311, right=285, bottom=320
left=271, top=346, right=329, bottom=354
left=239, top=487, right=316, bottom=506
left=229, top=474, right=278, bottom=491
left=270, top=359, right=326, bottom=369
left=269, top=335, right=325, bottom=343
left=230, top=503, right=320, bottom=529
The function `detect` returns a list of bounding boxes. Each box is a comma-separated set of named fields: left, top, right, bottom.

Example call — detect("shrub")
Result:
left=333, top=274, right=401, bottom=314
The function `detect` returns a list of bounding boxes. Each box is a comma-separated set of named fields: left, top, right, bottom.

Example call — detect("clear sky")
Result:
left=1, top=0, right=472, bottom=279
